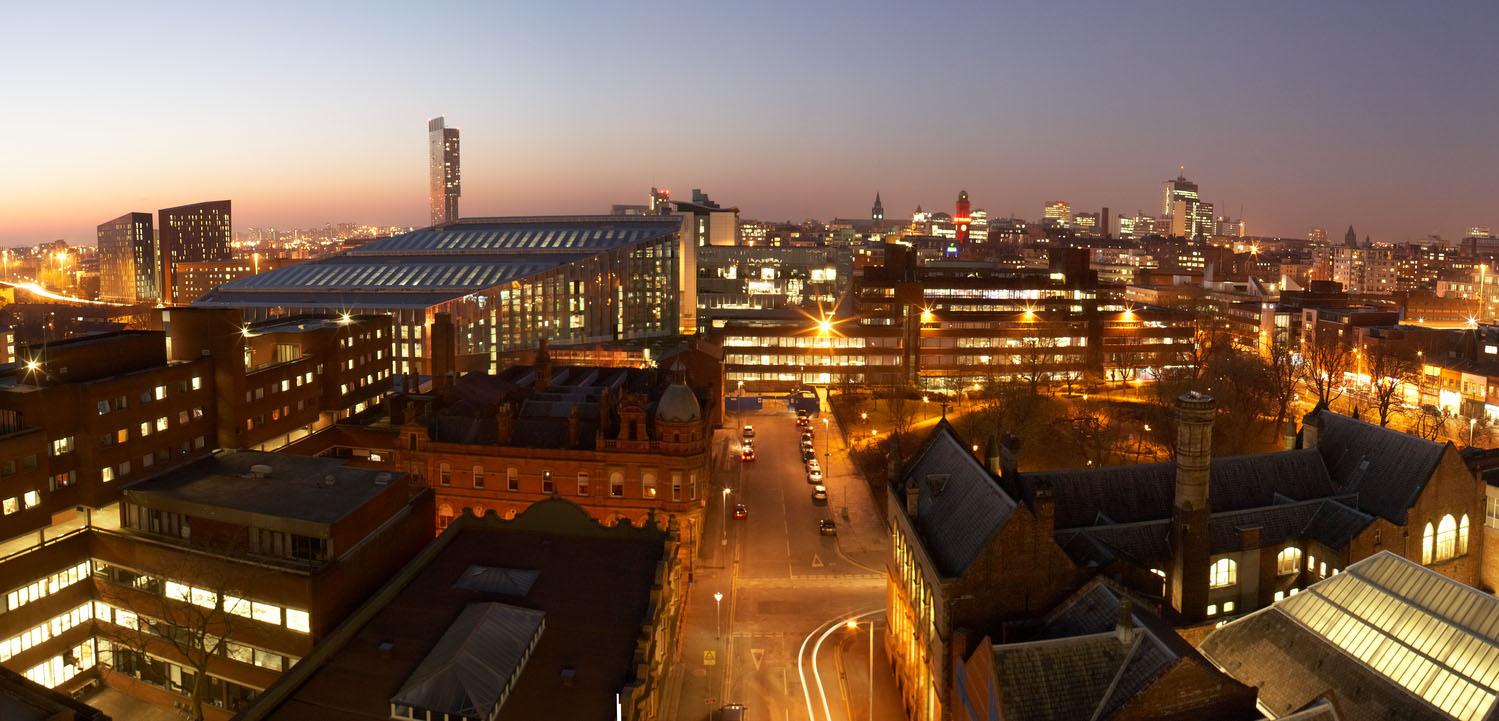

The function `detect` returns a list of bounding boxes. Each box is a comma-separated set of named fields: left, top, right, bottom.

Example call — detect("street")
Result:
left=668, top=400, right=901, bottom=721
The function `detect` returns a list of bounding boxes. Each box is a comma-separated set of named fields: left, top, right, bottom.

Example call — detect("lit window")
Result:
left=1274, top=591, right=1284, bottom=602
left=439, top=463, right=451, bottom=486
left=1223, top=601, right=1235, bottom=613
left=101, top=467, right=114, bottom=483
left=1436, top=514, right=1457, bottom=561
left=154, top=385, right=166, bottom=400
left=156, top=417, right=168, bottom=432
left=1423, top=523, right=1434, bottom=564
left=191, top=376, right=202, bottom=390
left=1276, top=547, right=1302, bottom=576
left=1209, top=558, right=1237, bottom=588
left=285, top=609, right=310, bottom=633
left=1460, top=514, right=1470, bottom=556
left=1206, top=604, right=1218, bottom=616
left=542, top=471, right=554, bottom=494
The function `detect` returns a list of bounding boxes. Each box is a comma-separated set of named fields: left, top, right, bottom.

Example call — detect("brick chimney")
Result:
left=534, top=338, right=552, bottom=393
left=431, top=313, right=456, bottom=392
left=1283, top=418, right=1298, bottom=450
left=496, top=402, right=514, bottom=445
left=984, top=434, right=1003, bottom=477
left=1170, top=391, right=1216, bottom=620
left=1000, top=433, right=1021, bottom=479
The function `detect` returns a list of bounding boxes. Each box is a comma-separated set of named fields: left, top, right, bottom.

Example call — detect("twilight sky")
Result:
left=1, top=0, right=1495, bottom=247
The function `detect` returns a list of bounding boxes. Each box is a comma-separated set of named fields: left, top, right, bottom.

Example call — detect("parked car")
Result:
left=732, top=504, right=748, bottom=519
left=741, top=439, right=753, bottom=451
left=742, top=425, right=755, bottom=438
left=741, top=449, right=756, bottom=461
left=808, top=469, right=823, bottom=483
left=806, top=458, right=821, bottom=473
left=801, top=449, right=815, bottom=462
left=720, top=703, right=747, bottom=721
left=811, top=485, right=827, bottom=502
left=818, top=519, right=837, bottom=535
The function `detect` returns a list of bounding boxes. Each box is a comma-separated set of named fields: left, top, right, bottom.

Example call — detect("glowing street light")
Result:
left=714, top=591, right=725, bottom=638
left=721, top=488, right=731, bottom=546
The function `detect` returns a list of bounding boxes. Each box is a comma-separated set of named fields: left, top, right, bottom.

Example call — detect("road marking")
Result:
left=812, top=554, right=825, bottom=568
left=704, top=650, right=716, bottom=666
left=751, top=648, right=765, bottom=670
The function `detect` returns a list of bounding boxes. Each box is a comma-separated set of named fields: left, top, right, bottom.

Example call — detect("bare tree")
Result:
left=1364, top=343, right=1422, bottom=427
left=1299, top=332, right=1352, bottom=408
left=1408, top=404, right=1449, bottom=441
left=885, top=386, right=919, bottom=448
left=1016, top=337, right=1059, bottom=396
left=97, top=547, right=263, bottom=720
left=1265, top=329, right=1300, bottom=432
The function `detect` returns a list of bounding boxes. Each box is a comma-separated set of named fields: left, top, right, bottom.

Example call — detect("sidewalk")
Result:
left=818, top=388, right=889, bottom=573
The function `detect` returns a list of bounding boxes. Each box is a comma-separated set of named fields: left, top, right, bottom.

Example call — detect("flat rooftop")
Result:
left=126, top=450, right=402, bottom=525
left=236, top=500, right=669, bottom=721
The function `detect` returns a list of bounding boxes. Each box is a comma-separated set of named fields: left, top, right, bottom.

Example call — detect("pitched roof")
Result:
left=1019, top=448, right=1334, bottom=530
left=897, top=421, right=1019, bottom=577
left=1200, top=551, right=1499, bottom=721
left=391, top=602, right=546, bottom=719
left=1315, top=411, right=1448, bottom=524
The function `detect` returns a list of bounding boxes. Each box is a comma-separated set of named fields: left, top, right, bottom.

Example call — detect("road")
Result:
left=669, top=401, right=900, bottom=721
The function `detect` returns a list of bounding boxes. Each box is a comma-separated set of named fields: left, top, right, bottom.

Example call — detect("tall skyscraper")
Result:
left=97, top=212, right=156, bottom=303
left=1170, top=198, right=1214, bottom=240
left=428, top=116, right=460, bottom=226
left=1162, top=173, right=1199, bottom=217
left=158, top=200, right=231, bottom=304
left=954, top=191, right=971, bottom=245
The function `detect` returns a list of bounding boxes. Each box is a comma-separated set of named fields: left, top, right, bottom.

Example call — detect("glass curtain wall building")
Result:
left=194, top=216, right=695, bottom=377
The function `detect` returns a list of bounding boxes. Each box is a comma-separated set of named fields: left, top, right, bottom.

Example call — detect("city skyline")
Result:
left=2, top=1, right=1496, bottom=246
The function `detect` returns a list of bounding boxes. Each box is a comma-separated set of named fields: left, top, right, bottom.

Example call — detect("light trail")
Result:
left=800, top=606, right=882, bottom=721
left=0, top=280, right=123, bottom=306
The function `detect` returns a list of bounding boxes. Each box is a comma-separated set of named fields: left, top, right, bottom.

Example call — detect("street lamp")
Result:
left=846, top=619, right=874, bottom=721
left=721, top=488, right=731, bottom=546
left=1471, top=417, right=1478, bottom=446
left=715, top=592, right=725, bottom=638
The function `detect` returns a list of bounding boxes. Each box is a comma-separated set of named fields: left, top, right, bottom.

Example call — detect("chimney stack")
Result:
left=1170, top=391, right=1216, bottom=620
left=1302, top=409, right=1322, bottom=449
left=1115, top=597, right=1135, bottom=645
left=984, top=434, right=1003, bottom=477
left=1000, top=433, right=1021, bottom=480
left=431, top=313, right=456, bottom=392
left=534, top=338, right=553, bottom=393
left=1283, top=419, right=1298, bottom=450
left=496, top=402, right=514, bottom=445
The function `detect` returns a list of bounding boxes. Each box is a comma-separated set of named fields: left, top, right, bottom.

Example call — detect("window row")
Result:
left=1421, top=514, right=1471, bottom=565
left=95, top=379, right=201, bottom=416
left=0, top=603, right=91, bottom=662
left=4, top=561, right=91, bottom=613
left=91, top=561, right=310, bottom=634
left=437, top=465, right=698, bottom=501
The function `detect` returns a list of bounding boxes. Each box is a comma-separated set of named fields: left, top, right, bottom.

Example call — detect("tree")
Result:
left=1364, top=343, right=1422, bottom=427
left=1263, top=329, right=1299, bottom=431
left=97, top=547, right=261, bottom=720
left=1299, top=332, right=1352, bottom=408
left=885, top=386, right=919, bottom=449
left=1409, top=404, right=1449, bottom=441
left=1016, top=337, right=1059, bottom=396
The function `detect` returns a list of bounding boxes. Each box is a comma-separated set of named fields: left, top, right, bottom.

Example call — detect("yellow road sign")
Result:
left=704, top=650, right=716, bottom=666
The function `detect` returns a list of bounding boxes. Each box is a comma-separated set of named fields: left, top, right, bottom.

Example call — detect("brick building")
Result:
left=0, top=309, right=396, bottom=712
left=886, top=393, right=1485, bottom=720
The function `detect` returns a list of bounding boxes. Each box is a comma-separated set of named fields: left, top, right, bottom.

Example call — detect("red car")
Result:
left=741, top=450, right=756, bottom=461
left=732, top=504, right=748, bottom=519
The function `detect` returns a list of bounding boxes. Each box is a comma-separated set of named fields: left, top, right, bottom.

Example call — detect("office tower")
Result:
left=428, top=116, right=460, bottom=226
left=649, top=187, right=672, bottom=215
left=1043, top=201, right=1072, bottom=226
left=96, top=212, right=155, bottom=303
left=1309, top=227, right=1328, bottom=244
left=1162, top=174, right=1199, bottom=217
left=158, top=200, right=231, bottom=304
left=1470, top=226, right=1495, bottom=239
left=1170, top=198, right=1214, bottom=240
left=954, top=191, right=971, bottom=245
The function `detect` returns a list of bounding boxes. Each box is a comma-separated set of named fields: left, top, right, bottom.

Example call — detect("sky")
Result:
left=1, top=0, right=1495, bottom=247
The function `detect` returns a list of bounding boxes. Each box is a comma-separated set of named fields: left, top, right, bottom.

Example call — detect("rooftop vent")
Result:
left=249, top=464, right=273, bottom=478
left=374, top=472, right=392, bottom=486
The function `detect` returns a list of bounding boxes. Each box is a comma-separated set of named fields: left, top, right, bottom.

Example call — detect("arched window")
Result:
left=1209, top=558, right=1237, bottom=588
left=1460, top=514, right=1471, bottom=556
left=1422, top=523, right=1434, bottom=564
left=1277, top=547, right=1302, bottom=576
left=1437, top=515, right=1457, bottom=561
left=437, top=503, right=453, bottom=529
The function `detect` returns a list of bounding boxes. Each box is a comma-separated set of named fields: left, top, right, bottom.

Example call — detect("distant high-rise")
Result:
left=954, top=191, right=971, bottom=245
left=1470, top=226, right=1495, bottom=239
left=158, top=200, right=231, bottom=304
left=97, top=212, right=156, bottom=303
left=1043, top=200, right=1071, bottom=227
left=649, top=187, right=672, bottom=215
left=1170, top=198, right=1214, bottom=240
left=1309, top=227, right=1329, bottom=244
left=428, top=116, right=460, bottom=226
left=1162, top=173, right=1199, bottom=217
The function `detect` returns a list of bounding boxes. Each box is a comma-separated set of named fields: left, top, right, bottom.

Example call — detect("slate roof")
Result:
left=1200, top=551, right=1499, bottom=721
left=1316, top=411, right=1448, bottom=524
left=1053, top=498, right=1373, bottom=569
left=897, top=421, right=1018, bottom=578
left=1019, top=448, right=1334, bottom=530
